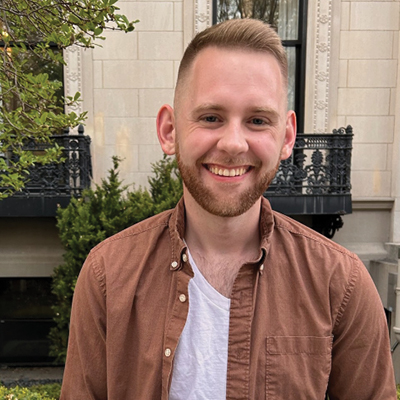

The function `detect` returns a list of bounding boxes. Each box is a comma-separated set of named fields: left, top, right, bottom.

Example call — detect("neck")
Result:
left=183, top=190, right=261, bottom=257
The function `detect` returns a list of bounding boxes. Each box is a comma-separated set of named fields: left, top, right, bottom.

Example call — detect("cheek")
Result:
left=179, top=130, right=217, bottom=156
left=176, top=136, right=205, bottom=166
left=251, top=140, right=281, bottom=165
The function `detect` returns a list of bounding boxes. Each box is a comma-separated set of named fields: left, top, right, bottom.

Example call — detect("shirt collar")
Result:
left=168, top=197, right=275, bottom=271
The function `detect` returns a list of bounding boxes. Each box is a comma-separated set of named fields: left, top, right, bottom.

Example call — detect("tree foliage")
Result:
left=50, top=155, right=183, bottom=362
left=0, top=0, right=137, bottom=198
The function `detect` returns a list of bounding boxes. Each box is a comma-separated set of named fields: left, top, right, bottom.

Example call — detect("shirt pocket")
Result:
left=265, top=336, right=332, bottom=400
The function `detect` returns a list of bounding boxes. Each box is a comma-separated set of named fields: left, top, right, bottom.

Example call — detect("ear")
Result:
left=157, top=104, right=176, bottom=155
left=280, top=110, right=297, bottom=160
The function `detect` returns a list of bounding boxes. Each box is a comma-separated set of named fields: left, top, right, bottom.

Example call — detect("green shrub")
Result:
left=29, top=384, right=60, bottom=399
left=50, top=155, right=182, bottom=362
left=0, top=383, right=61, bottom=400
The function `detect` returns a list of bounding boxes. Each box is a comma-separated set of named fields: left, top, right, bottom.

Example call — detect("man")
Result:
left=61, top=19, right=396, bottom=399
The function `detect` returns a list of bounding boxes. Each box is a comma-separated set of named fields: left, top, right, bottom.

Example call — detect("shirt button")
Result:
left=165, top=348, right=172, bottom=357
left=182, top=253, right=188, bottom=262
left=171, top=261, right=178, bottom=269
left=179, top=294, right=186, bottom=303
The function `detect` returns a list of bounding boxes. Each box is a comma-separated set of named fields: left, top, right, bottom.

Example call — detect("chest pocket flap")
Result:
left=266, top=336, right=332, bottom=400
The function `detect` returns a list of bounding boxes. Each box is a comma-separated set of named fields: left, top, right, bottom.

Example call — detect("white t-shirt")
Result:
left=169, top=249, right=231, bottom=400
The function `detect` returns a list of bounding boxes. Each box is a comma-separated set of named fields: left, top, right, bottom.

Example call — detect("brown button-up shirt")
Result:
left=61, top=198, right=396, bottom=399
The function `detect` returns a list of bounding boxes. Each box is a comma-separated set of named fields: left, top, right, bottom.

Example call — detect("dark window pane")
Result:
left=0, top=278, right=55, bottom=319
left=0, top=280, right=57, bottom=364
left=0, top=319, right=56, bottom=364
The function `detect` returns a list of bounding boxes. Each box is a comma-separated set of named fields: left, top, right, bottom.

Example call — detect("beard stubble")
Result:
left=175, top=141, right=280, bottom=218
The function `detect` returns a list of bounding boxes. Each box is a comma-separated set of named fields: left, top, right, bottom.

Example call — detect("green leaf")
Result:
left=93, top=26, right=103, bottom=35
left=69, top=14, right=81, bottom=24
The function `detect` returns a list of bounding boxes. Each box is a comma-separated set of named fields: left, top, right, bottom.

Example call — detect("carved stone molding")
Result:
left=63, top=45, right=83, bottom=133
left=194, top=0, right=212, bottom=33
left=313, top=0, right=332, bottom=133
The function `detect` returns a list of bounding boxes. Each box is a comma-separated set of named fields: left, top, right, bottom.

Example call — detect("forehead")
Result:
left=177, top=46, right=286, bottom=108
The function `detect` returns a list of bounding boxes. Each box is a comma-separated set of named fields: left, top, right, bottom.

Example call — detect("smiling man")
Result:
left=61, top=19, right=396, bottom=399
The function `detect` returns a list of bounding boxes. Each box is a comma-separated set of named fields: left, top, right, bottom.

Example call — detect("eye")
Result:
left=250, top=117, right=267, bottom=125
left=203, top=115, right=220, bottom=123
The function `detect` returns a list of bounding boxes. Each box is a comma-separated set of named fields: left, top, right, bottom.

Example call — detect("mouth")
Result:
left=205, top=164, right=251, bottom=177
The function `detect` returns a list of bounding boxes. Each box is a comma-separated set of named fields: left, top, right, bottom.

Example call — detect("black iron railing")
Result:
left=264, top=126, right=353, bottom=237
left=0, top=125, right=92, bottom=217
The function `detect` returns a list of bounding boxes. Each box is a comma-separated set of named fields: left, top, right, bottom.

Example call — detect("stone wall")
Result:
left=80, top=0, right=185, bottom=190
left=337, top=1, right=398, bottom=201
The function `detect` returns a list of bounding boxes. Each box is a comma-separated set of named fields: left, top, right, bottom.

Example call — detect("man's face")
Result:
left=158, top=46, right=296, bottom=217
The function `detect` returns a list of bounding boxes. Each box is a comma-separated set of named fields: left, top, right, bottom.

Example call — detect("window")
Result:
left=0, top=278, right=56, bottom=364
left=213, top=0, right=308, bottom=132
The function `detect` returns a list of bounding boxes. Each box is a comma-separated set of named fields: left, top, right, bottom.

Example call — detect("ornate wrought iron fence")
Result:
left=13, top=127, right=91, bottom=198
left=265, top=125, right=353, bottom=219
left=0, top=125, right=92, bottom=216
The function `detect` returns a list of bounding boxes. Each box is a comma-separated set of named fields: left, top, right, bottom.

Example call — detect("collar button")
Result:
left=171, top=261, right=178, bottom=269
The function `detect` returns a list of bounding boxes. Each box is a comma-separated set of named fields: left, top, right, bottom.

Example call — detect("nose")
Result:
left=216, top=121, right=249, bottom=156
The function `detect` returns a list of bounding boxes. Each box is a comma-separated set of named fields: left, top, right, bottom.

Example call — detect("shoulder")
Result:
left=270, top=211, right=367, bottom=305
left=271, top=210, right=358, bottom=262
left=78, top=208, right=176, bottom=296
left=82, top=208, right=175, bottom=279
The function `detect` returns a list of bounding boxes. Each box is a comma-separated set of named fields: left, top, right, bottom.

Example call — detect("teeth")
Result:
left=209, top=166, right=247, bottom=177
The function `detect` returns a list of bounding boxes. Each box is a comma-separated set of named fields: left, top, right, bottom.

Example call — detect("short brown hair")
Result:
left=176, top=18, right=288, bottom=93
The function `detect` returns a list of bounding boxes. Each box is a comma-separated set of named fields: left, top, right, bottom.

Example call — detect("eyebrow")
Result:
left=192, top=103, right=225, bottom=114
left=251, top=107, right=280, bottom=118
left=192, top=104, right=280, bottom=116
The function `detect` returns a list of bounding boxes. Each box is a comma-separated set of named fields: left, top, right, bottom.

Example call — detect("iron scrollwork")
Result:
left=4, top=125, right=92, bottom=199
left=267, top=126, right=353, bottom=197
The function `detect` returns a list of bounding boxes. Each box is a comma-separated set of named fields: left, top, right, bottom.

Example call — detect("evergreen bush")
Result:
left=50, top=155, right=182, bottom=362
left=0, top=383, right=60, bottom=400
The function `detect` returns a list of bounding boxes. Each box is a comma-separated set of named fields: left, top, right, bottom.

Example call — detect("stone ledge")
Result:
left=352, top=198, right=394, bottom=211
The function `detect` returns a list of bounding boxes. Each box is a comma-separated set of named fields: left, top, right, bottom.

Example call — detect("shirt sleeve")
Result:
left=328, top=257, right=397, bottom=400
left=60, top=251, right=108, bottom=400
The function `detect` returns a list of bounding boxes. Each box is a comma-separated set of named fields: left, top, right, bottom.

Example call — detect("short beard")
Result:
left=176, top=141, right=279, bottom=218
